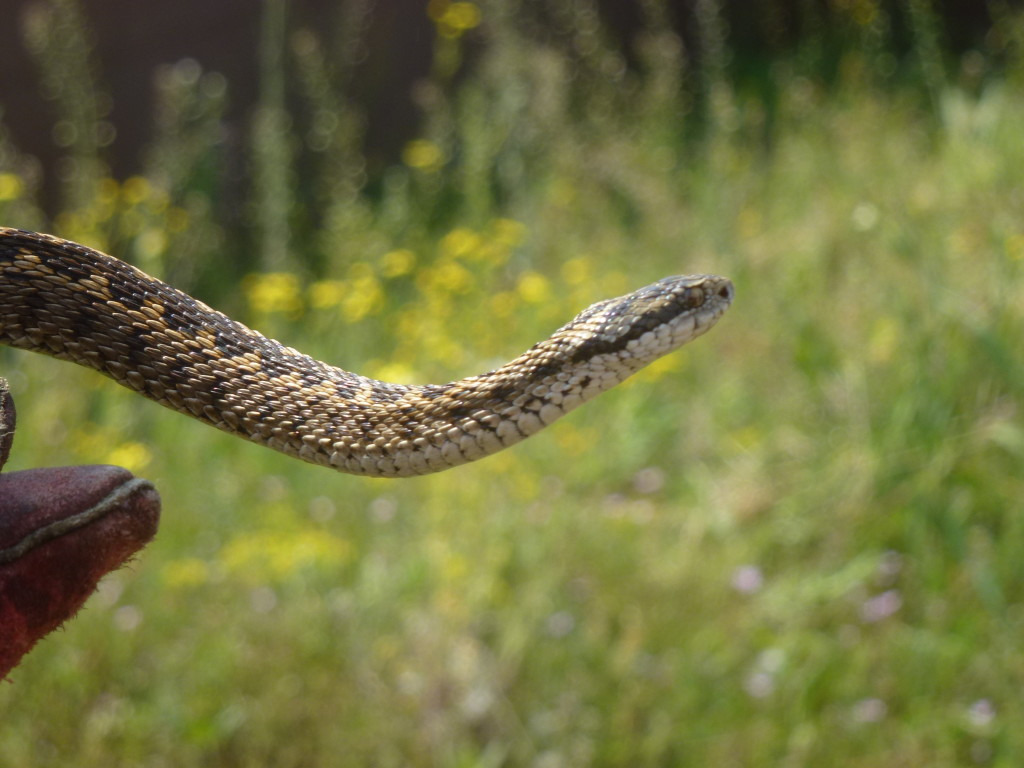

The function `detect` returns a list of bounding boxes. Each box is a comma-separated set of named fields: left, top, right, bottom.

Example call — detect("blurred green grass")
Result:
left=2, top=1, right=1024, bottom=766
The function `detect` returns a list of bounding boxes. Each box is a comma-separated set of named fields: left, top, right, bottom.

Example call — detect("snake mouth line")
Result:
left=0, top=477, right=157, bottom=565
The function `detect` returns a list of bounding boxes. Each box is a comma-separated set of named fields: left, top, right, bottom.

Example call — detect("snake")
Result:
left=0, top=227, right=732, bottom=477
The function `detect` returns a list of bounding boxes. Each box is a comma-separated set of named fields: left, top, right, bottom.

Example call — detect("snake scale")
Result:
left=0, top=227, right=732, bottom=477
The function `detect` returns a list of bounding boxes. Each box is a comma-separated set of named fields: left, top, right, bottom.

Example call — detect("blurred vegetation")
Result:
left=2, top=0, right=1024, bottom=765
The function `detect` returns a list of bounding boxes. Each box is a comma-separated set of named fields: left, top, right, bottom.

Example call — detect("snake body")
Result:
left=0, top=227, right=732, bottom=477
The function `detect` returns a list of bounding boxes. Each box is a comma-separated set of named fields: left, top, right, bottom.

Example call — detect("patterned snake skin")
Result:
left=0, top=227, right=733, bottom=477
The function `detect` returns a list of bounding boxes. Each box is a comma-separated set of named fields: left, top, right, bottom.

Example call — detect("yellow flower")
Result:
left=122, top=175, right=151, bottom=206
left=440, top=227, right=481, bottom=259
left=105, top=441, right=152, bottom=473
left=729, top=426, right=763, bottom=452
left=309, top=279, right=348, bottom=310
left=368, top=360, right=419, bottom=385
left=440, top=550, right=469, bottom=582
left=416, top=259, right=474, bottom=297
left=403, top=139, right=445, bottom=172
left=244, top=272, right=304, bottom=316
left=516, top=271, right=550, bottom=304
left=447, top=2, right=481, bottom=30
left=342, top=274, right=383, bottom=322
left=380, top=248, right=416, bottom=278
left=54, top=212, right=106, bottom=254
left=0, top=172, right=24, bottom=201
left=428, top=0, right=481, bottom=38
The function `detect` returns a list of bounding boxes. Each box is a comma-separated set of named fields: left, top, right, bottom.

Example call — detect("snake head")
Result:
left=558, top=274, right=735, bottom=372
